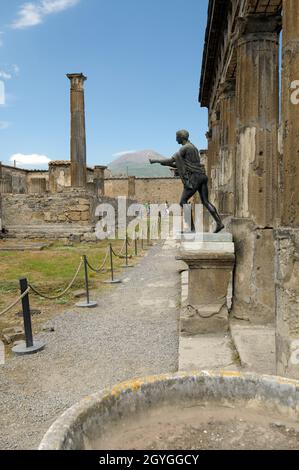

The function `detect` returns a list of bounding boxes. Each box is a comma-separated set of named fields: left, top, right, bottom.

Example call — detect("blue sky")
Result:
left=0, top=0, right=209, bottom=168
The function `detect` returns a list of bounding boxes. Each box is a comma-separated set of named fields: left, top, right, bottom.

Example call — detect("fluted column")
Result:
left=231, top=14, right=281, bottom=325
left=275, top=1, right=299, bottom=379
left=208, top=108, right=221, bottom=211
left=67, top=73, right=87, bottom=188
left=235, top=15, right=281, bottom=227
left=281, top=0, right=299, bottom=227
left=218, top=79, right=236, bottom=216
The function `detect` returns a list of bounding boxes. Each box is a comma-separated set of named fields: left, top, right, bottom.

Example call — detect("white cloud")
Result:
left=113, top=150, right=137, bottom=157
left=0, top=81, right=5, bottom=105
left=12, top=64, right=20, bottom=76
left=0, top=70, right=12, bottom=80
left=10, top=153, right=51, bottom=165
left=0, top=121, right=11, bottom=130
left=12, top=0, right=80, bottom=29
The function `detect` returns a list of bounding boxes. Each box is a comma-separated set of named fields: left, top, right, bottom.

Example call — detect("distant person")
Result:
left=149, top=130, right=224, bottom=233
left=163, top=201, right=169, bottom=217
left=145, top=202, right=151, bottom=216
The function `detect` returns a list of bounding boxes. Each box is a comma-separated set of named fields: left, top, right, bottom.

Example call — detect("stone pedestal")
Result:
left=178, top=233, right=235, bottom=335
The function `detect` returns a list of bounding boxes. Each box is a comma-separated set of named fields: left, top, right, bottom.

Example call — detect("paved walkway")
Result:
left=0, top=241, right=181, bottom=450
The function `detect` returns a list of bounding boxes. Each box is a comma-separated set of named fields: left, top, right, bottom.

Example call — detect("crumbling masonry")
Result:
left=200, top=0, right=299, bottom=378
left=0, top=75, right=182, bottom=240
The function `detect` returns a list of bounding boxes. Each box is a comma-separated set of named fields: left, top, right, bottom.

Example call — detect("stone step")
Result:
left=179, top=334, right=239, bottom=372
left=230, top=322, right=276, bottom=375
left=4, top=224, right=95, bottom=239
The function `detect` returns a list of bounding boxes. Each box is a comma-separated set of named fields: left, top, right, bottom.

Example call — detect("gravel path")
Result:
left=0, top=240, right=181, bottom=450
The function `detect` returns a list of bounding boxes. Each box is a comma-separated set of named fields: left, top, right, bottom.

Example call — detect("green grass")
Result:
left=0, top=238, right=135, bottom=307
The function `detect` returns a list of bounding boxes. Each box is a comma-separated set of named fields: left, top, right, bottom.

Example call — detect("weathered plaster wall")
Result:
left=275, top=229, right=299, bottom=378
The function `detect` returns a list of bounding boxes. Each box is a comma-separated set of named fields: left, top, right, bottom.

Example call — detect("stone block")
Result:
left=68, top=211, right=81, bottom=222
left=80, top=211, right=90, bottom=222
left=2, top=327, right=24, bottom=345
left=82, top=233, right=97, bottom=243
left=275, top=228, right=299, bottom=379
left=231, top=219, right=276, bottom=325
left=178, top=235, right=235, bottom=335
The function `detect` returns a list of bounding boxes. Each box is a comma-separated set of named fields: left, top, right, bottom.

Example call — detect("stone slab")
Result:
left=230, top=322, right=276, bottom=375
left=0, top=242, right=51, bottom=251
left=180, top=232, right=233, bottom=243
left=180, top=241, right=235, bottom=253
left=179, top=334, right=239, bottom=372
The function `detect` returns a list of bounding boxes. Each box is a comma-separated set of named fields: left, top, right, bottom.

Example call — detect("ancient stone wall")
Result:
left=104, top=178, right=130, bottom=199
left=2, top=190, right=94, bottom=227
left=0, top=164, right=28, bottom=194
left=105, top=177, right=182, bottom=204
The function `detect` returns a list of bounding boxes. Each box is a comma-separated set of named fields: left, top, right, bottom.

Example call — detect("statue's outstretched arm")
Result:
left=149, top=156, right=176, bottom=168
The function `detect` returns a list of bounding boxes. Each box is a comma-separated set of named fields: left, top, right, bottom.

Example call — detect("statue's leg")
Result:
left=199, top=180, right=224, bottom=233
left=180, top=188, right=196, bottom=232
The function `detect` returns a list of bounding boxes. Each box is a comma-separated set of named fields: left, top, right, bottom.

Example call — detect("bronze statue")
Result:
left=149, top=130, right=224, bottom=233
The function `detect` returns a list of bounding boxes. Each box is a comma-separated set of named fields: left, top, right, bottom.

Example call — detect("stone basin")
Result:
left=39, top=371, right=299, bottom=450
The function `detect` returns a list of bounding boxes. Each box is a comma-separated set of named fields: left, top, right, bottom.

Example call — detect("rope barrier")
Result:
left=111, top=246, right=132, bottom=260
left=29, top=257, right=84, bottom=300
left=86, top=246, right=110, bottom=273
left=0, top=236, right=148, bottom=317
left=0, top=288, right=30, bottom=317
left=112, top=239, right=126, bottom=258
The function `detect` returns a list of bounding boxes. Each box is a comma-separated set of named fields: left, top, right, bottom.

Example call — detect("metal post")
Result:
left=135, top=237, right=138, bottom=257
left=121, top=234, right=133, bottom=268
left=146, top=222, right=152, bottom=248
left=104, top=244, right=121, bottom=284
left=84, top=255, right=90, bottom=304
left=12, top=279, right=45, bottom=356
left=110, top=244, right=114, bottom=281
left=20, top=278, right=33, bottom=348
left=76, top=256, right=97, bottom=308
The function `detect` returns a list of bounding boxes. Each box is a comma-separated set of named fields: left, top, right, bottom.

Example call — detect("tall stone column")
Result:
left=208, top=108, right=221, bottom=214
left=281, top=1, right=299, bottom=227
left=67, top=74, right=87, bottom=188
left=276, top=1, right=299, bottom=379
left=235, top=15, right=281, bottom=226
left=231, top=14, right=281, bottom=324
left=218, top=79, right=236, bottom=217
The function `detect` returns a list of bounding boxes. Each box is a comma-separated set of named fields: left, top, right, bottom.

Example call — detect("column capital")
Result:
left=235, top=14, right=282, bottom=43
left=67, top=73, right=87, bottom=90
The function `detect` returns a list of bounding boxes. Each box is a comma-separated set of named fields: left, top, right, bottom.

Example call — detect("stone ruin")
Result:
left=0, top=73, right=184, bottom=240
left=0, top=0, right=298, bottom=382
left=197, top=0, right=299, bottom=379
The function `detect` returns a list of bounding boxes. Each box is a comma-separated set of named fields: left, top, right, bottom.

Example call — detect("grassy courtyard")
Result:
left=0, top=238, right=144, bottom=343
